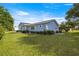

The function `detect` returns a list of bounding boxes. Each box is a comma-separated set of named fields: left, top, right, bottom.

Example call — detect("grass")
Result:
left=0, top=31, right=79, bottom=56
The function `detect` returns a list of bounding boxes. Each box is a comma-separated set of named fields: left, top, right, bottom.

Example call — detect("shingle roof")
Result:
left=19, top=19, right=58, bottom=26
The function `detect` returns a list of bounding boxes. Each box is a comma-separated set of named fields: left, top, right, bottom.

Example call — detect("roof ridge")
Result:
left=19, top=19, right=58, bottom=26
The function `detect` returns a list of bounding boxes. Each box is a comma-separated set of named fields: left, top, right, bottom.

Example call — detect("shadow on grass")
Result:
left=18, top=34, right=79, bottom=56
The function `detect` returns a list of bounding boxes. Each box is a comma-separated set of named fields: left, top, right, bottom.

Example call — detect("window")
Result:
left=31, top=26, right=34, bottom=30
left=46, top=24, right=48, bottom=30
left=40, top=25, right=42, bottom=27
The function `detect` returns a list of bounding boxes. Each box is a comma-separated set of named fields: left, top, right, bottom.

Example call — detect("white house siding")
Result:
left=28, top=22, right=58, bottom=32
left=46, top=22, right=59, bottom=32
left=34, top=24, right=45, bottom=32
left=29, top=24, right=45, bottom=32
left=19, top=20, right=59, bottom=32
left=27, top=27, right=31, bottom=31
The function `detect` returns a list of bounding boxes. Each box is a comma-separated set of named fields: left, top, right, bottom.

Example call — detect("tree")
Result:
left=65, top=3, right=79, bottom=20
left=65, top=3, right=79, bottom=30
left=59, top=22, right=70, bottom=32
left=0, top=24, right=4, bottom=40
left=66, top=20, right=75, bottom=28
left=0, top=6, right=14, bottom=40
left=0, top=6, right=14, bottom=31
left=59, top=22, right=66, bottom=30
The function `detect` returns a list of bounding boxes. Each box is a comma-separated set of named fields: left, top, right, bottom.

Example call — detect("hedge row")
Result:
left=16, top=30, right=56, bottom=34
left=31, top=30, right=55, bottom=34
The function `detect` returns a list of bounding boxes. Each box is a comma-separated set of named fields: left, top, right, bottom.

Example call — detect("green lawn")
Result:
left=0, top=31, right=79, bottom=56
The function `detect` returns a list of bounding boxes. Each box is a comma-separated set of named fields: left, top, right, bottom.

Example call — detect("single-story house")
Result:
left=18, top=19, right=59, bottom=32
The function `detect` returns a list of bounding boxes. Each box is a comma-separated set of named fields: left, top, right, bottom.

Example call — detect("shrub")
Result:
left=20, top=30, right=55, bottom=34
left=0, top=25, right=4, bottom=40
left=59, top=26, right=70, bottom=32
left=58, top=30, right=62, bottom=33
left=42, top=30, right=55, bottom=35
left=56, top=31, right=60, bottom=33
left=26, top=30, right=30, bottom=33
left=16, top=30, right=21, bottom=32
left=46, top=30, right=55, bottom=34
left=36, top=32, right=40, bottom=34
left=64, top=27, right=70, bottom=32
left=21, top=31, right=25, bottom=33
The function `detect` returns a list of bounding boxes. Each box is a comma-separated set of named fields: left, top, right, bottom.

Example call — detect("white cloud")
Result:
left=64, top=4, right=73, bottom=6
left=13, top=11, right=66, bottom=24
left=43, top=4, right=59, bottom=10
left=31, top=14, right=66, bottom=24
left=16, top=10, right=29, bottom=16
left=13, top=10, right=66, bottom=30
left=50, top=17, right=67, bottom=24
left=41, top=17, right=66, bottom=24
left=14, top=16, right=66, bottom=30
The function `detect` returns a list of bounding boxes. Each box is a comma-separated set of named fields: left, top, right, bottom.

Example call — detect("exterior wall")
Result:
left=19, top=24, right=24, bottom=31
left=34, top=24, right=45, bottom=32
left=30, top=21, right=59, bottom=32
left=20, top=25, right=26, bottom=31
left=27, top=24, right=45, bottom=32
left=19, top=21, right=59, bottom=32
left=46, top=22, right=59, bottom=32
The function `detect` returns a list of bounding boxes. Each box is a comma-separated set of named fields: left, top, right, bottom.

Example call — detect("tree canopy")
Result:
left=65, top=3, right=79, bottom=20
left=0, top=6, right=14, bottom=31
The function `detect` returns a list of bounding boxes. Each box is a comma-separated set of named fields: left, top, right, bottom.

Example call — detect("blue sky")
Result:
left=0, top=3, right=73, bottom=30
